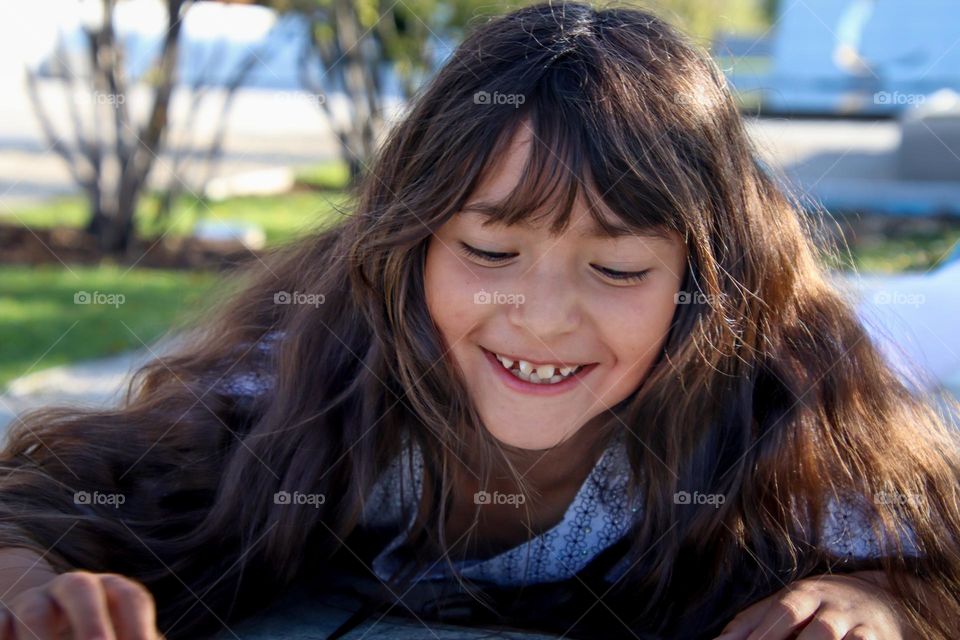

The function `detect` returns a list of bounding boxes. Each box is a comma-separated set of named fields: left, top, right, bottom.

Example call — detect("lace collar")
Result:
left=360, top=429, right=642, bottom=586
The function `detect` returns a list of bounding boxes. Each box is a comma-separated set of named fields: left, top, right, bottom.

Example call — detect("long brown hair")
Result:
left=3, top=2, right=960, bottom=638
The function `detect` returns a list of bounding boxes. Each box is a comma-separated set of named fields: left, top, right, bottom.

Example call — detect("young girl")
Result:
left=2, top=2, right=960, bottom=639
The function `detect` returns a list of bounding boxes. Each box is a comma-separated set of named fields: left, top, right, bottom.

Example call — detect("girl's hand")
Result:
left=0, top=570, right=163, bottom=640
left=714, top=572, right=914, bottom=640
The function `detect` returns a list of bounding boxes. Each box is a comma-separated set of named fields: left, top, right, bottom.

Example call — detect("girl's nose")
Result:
left=506, top=271, right=581, bottom=340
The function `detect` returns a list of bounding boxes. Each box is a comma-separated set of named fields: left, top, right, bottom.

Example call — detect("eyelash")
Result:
left=458, top=242, right=651, bottom=284
left=459, top=242, right=513, bottom=263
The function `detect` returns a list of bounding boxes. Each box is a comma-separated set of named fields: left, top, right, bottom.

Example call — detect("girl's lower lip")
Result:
left=481, top=347, right=597, bottom=396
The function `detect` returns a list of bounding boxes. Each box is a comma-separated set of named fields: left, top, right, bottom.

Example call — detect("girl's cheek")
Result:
left=604, top=290, right=676, bottom=354
left=431, top=265, right=493, bottom=330
left=464, top=262, right=513, bottom=287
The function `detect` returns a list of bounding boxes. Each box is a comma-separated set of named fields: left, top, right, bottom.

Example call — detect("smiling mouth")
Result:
left=481, top=347, right=592, bottom=385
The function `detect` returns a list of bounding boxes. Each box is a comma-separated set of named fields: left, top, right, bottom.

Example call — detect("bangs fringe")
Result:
left=466, top=82, right=684, bottom=242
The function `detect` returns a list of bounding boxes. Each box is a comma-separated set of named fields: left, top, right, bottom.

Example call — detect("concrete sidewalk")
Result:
left=0, top=351, right=141, bottom=437
left=0, top=337, right=183, bottom=439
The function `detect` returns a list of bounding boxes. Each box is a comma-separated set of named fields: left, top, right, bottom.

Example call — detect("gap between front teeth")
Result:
left=493, top=352, right=583, bottom=384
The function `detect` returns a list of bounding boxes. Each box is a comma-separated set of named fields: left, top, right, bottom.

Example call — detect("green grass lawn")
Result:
left=0, top=264, right=219, bottom=388
left=8, top=190, right=351, bottom=248
left=6, top=160, right=352, bottom=247
left=839, top=230, right=960, bottom=273
left=1, top=164, right=351, bottom=389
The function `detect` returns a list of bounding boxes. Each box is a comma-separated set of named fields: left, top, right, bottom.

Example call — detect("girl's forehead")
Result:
left=468, top=128, right=536, bottom=199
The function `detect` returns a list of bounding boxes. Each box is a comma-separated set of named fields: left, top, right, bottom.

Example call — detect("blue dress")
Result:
left=353, top=429, right=922, bottom=587
left=357, top=428, right=643, bottom=586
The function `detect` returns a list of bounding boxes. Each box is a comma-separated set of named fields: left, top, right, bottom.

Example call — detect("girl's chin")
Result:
left=487, top=433, right=568, bottom=450
left=480, top=419, right=584, bottom=450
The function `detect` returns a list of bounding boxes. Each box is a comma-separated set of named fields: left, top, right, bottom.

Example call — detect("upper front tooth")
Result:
left=518, top=360, right=532, bottom=375
left=535, top=365, right=556, bottom=379
left=559, top=366, right=573, bottom=376
left=498, top=355, right=514, bottom=368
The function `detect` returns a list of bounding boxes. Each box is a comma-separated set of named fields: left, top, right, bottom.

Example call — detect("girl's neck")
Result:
left=441, top=419, right=618, bottom=561
left=472, top=418, right=615, bottom=492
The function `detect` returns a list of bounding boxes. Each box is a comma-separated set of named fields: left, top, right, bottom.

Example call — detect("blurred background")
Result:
left=2, top=0, right=959, bottom=433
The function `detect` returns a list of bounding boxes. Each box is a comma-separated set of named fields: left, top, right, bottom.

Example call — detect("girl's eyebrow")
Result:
left=459, top=204, right=671, bottom=242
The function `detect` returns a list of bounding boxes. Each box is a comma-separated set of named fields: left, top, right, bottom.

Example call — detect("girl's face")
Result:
left=424, top=128, right=687, bottom=450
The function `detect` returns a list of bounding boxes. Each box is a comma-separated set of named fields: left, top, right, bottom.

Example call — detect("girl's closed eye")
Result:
left=591, top=265, right=651, bottom=284
left=458, top=241, right=515, bottom=264
left=458, top=241, right=651, bottom=284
